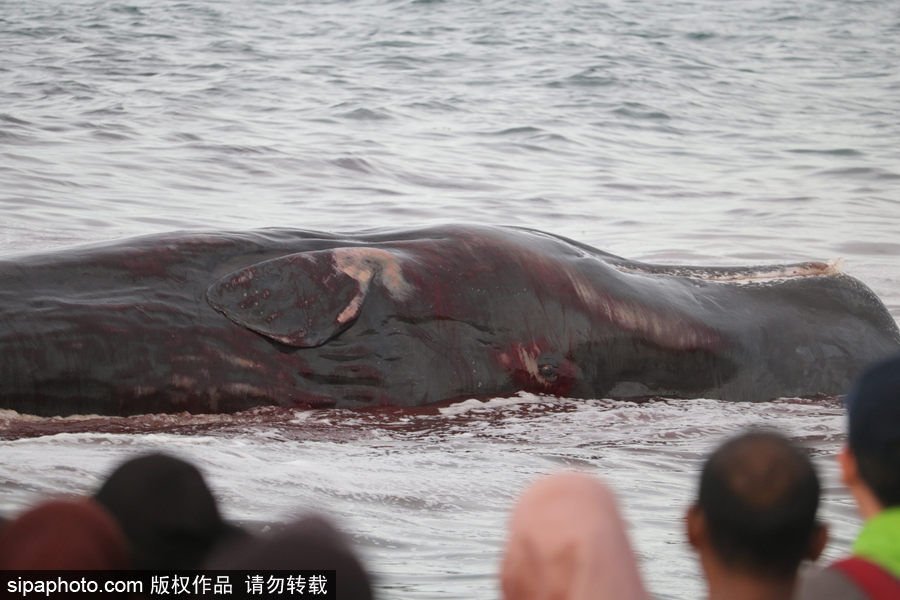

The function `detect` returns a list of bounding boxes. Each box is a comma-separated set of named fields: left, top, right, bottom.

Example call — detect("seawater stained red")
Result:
left=0, top=395, right=845, bottom=444
left=0, top=402, right=450, bottom=442
left=0, top=406, right=314, bottom=441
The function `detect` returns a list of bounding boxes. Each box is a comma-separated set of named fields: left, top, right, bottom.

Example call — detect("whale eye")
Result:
left=538, top=363, right=559, bottom=382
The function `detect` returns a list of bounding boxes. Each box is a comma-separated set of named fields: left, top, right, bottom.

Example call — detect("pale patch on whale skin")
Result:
left=613, top=258, right=844, bottom=284
left=516, top=345, right=542, bottom=381
left=565, top=258, right=845, bottom=350
left=566, top=270, right=719, bottom=351
left=171, top=375, right=197, bottom=388
left=330, top=248, right=414, bottom=324
left=217, top=382, right=269, bottom=397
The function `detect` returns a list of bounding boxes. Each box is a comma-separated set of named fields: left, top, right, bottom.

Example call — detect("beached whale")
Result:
left=1, top=225, right=897, bottom=416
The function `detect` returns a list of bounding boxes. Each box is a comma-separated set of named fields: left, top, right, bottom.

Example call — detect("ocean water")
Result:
left=1, top=0, right=899, bottom=598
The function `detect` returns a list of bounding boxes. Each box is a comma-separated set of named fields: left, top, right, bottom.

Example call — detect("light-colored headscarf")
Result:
left=501, top=472, right=650, bottom=600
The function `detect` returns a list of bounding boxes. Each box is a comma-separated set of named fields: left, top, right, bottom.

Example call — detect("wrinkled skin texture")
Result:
left=0, top=225, right=898, bottom=417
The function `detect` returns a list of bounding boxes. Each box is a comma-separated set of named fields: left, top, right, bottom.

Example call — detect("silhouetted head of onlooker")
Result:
left=95, top=453, right=244, bottom=570
left=841, top=354, right=900, bottom=516
left=686, top=430, right=826, bottom=600
left=0, top=497, right=129, bottom=569
left=500, top=471, right=649, bottom=600
left=206, top=514, right=373, bottom=600
left=793, top=355, right=900, bottom=600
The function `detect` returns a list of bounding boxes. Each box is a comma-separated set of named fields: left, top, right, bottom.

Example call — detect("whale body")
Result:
left=1, top=225, right=898, bottom=416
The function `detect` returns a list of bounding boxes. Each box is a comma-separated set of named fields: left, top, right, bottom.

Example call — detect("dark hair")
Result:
left=206, top=515, right=373, bottom=600
left=697, top=429, right=820, bottom=578
left=854, top=445, right=900, bottom=508
left=95, top=453, right=244, bottom=570
left=844, top=354, right=900, bottom=508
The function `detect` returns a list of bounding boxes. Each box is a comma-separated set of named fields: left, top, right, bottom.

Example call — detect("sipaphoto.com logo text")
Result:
left=7, top=575, right=142, bottom=597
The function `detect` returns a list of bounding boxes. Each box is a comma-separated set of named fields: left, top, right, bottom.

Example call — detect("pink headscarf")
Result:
left=0, top=498, right=129, bottom=570
left=501, top=472, right=650, bottom=600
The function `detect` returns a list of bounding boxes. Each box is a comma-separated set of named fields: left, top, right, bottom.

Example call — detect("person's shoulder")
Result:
left=795, top=563, right=869, bottom=600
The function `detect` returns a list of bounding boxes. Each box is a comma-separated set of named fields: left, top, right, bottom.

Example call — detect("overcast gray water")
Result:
left=2, top=1, right=899, bottom=598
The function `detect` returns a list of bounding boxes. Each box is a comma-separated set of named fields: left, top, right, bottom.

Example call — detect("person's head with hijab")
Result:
left=501, top=471, right=649, bottom=600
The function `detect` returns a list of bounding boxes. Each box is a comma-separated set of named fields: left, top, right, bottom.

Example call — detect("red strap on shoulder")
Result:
left=832, top=557, right=900, bottom=600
